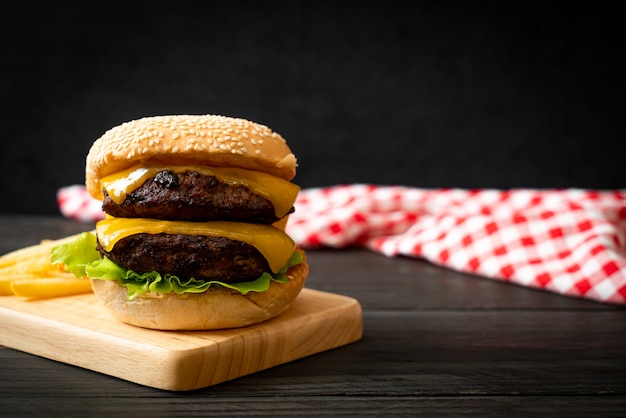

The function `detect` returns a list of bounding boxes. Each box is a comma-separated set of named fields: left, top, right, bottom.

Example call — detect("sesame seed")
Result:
left=87, top=114, right=294, bottom=190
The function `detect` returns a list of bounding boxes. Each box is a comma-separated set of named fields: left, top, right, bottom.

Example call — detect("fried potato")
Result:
left=10, top=277, right=93, bottom=299
left=0, top=274, right=40, bottom=295
left=0, top=232, right=94, bottom=299
left=0, top=233, right=83, bottom=267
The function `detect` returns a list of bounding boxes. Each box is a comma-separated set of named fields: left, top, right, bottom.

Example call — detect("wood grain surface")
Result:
left=1, top=215, right=625, bottom=417
left=0, top=288, right=362, bottom=391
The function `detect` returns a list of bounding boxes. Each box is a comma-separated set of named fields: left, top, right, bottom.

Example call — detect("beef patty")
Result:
left=102, top=170, right=290, bottom=224
left=98, top=233, right=270, bottom=283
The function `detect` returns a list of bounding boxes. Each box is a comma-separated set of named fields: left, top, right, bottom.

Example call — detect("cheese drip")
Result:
left=101, top=165, right=300, bottom=219
left=96, top=218, right=295, bottom=274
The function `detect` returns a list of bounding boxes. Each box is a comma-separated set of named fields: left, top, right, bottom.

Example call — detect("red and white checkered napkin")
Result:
left=57, top=184, right=626, bottom=304
left=286, top=185, right=626, bottom=305
left=57, top=185, right=105, bottom=223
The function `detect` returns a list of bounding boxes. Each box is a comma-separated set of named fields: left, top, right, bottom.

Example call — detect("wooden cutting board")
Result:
left=0, top=288, right=362, bottom=391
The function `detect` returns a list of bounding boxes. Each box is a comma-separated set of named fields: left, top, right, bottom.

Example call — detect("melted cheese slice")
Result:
left=101, top=164, right=300, bottom=219
left=96, top=217, right=295, bottom=273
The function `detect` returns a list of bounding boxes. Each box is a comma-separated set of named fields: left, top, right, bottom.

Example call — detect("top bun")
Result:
left=86, top=115, right=297, bottom=199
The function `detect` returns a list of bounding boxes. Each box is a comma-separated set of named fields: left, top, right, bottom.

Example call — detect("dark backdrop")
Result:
left=1, top=1, right=623, bottom=215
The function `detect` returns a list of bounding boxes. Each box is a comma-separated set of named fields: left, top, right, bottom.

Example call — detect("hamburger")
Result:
left=52, top=115, right=308, bottom=330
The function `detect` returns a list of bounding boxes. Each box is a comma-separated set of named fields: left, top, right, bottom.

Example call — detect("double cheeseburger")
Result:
left=54, top=115, right=308, bottom=330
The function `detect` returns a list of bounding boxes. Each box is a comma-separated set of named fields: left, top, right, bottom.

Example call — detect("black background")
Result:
left=1, top=1, right=623, bottom=215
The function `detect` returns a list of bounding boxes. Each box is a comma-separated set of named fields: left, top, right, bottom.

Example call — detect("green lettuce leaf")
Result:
left=51, top=231, right=303, bottom=300
left=50, top=232, right=100, bottom=277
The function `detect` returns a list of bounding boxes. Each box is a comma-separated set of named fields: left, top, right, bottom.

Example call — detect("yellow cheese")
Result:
left=101, top=164, right=300, bottom=219
left=272, top=215, right=289, bottom=231
left=96, top=217, right=295, bottom=273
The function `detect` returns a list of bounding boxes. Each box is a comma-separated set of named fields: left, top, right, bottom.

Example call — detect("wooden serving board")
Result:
left=0, top=288, right=362, bottom=391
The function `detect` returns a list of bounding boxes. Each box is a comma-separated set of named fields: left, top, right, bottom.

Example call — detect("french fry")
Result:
left=1, top=274, right=48, bottom=295
left=0, top=257, right=52, bottom=276
left=0, top=231, right=95, bottom=299
left=0, top=243, right=53, bottom=269
left=0, top=232, right=86, bottom=268
left=10, top=277, right=93, bottom=299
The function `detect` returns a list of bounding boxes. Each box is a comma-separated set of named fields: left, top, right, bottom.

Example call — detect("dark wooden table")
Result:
left=1, top=214, right=625, bottom=416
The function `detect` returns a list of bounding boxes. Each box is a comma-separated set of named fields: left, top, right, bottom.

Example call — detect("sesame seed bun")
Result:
left=86, top=115, right=297, bottom=200
left=90, top=249, right=309, bottom=330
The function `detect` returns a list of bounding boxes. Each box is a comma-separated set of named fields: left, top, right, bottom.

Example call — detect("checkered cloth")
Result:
left=57, top=185, right=106, bottom=223
left=58, top=184, right=626, bottom=305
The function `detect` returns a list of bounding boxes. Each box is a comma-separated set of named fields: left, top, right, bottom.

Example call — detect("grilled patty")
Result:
left=97, top=233, right=270, bottom=283
left=102, top=170, right=289, bottom=224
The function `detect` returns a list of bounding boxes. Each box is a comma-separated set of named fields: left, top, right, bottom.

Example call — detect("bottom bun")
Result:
left=90, top=251, right=309, bottom=330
